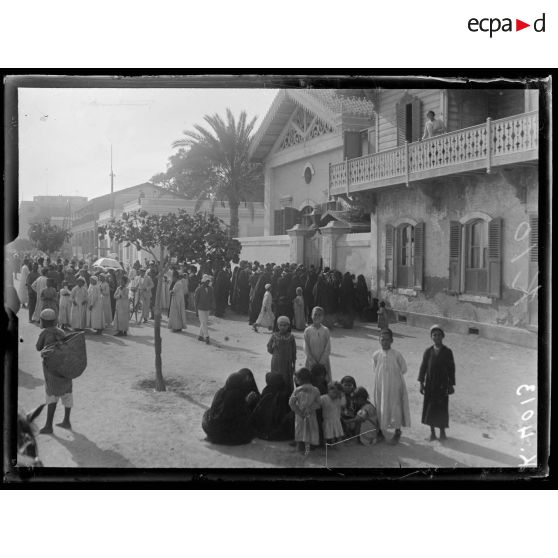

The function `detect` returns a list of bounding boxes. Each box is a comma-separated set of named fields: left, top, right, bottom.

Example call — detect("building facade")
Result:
left=245, top=88, right=540, bottom=346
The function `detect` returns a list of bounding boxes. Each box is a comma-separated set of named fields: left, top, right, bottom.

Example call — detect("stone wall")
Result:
left=237, top=235, right=291, bottom=265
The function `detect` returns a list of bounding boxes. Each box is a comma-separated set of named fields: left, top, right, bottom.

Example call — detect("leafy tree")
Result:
left=98, top=209, right=241, bottom=391
left=28, top=219, right=72, bottom=256
left=171, top=109, right=264, bottom=238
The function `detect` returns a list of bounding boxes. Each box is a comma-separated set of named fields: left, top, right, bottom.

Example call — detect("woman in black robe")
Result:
left=304, top=267, right=317, bottom=323
left=274, top=272, right=293, bottom=328
left=250, top=372, right=294, bottom=441
left=354, top=274, right=370, bottom=319
left=418, top=325, right=456, bottom=441
left=338, top=272, right=355, bottom=328
left=202, top=369, right=258, bottom=445
left=214, top=269, right=230, bottom=317
left=236, top=267, right=251, bottom=315
left=230, top=266, right=240, bottom=310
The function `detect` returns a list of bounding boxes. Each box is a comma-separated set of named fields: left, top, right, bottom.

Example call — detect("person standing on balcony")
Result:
left=421, top=110, right=446, bottom=140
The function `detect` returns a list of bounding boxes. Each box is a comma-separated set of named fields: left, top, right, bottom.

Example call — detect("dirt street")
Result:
left=15, top=291, right=538, bottom=470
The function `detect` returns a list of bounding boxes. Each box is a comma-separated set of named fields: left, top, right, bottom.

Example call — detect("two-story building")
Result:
left=245, top=87, right=540, bottom=347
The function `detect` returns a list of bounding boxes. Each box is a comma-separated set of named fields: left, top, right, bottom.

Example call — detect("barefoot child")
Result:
left=303, top=306, right=332, bottom=383
left=289, top=367, right=321, bottom=454
left=35, top=309, right=72, bottom=434
left=321, top=382, right=345, bottom=446
left=267, top=315, right=297, bottom=391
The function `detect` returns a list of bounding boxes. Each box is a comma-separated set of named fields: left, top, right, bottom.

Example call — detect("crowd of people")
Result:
left=203, top=305, right=457, bottom=453
left=7, top=251, right=456, bottom=457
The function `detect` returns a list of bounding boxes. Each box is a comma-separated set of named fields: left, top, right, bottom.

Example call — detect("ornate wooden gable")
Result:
left=277, top=105, right=335, bottom=151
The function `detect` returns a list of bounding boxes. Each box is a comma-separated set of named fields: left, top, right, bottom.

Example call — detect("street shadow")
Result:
left=212, top=341, right=260, bottom=355
left=173, top=391, right=210, bottom=411
left=439, top=437, right=519, bottom=467
left=119, top=334, right=154, bottom=346
left=84, top=333, right=127, bottom=347
left=54, top=430, right=136, bottom=468
left=18, top=368, right=43, bottom=389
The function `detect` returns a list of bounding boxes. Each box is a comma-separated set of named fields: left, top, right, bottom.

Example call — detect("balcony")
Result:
left=329, top=111, right=539, bottom=195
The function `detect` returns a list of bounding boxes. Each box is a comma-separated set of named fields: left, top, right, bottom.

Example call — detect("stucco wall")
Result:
left=237, top=235, right=291, bottom=265
left=375, top=171, right=538, bottom=327
left=336, top=233, right=372, bottom=286
left=267, top=145, right=344, bottom=234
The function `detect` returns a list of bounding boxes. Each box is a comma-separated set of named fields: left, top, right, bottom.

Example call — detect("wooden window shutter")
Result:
left=488, top=217, right=503, bottom=298
left=283, top=207, right=301, bottom=231
left=411, top=97, right=422, bottom=142
left=274, top=209, right=284, bottom=235
left=343, top=131, right=362, bottom=160
left=414, top=222, right=425, bottom=290
left=385, top=224, right=395, bottom=287
left=528, top=214, right=538, bottom=285
left=396, top=100, right=406, bottom=146
left=449, top=221, right=462, bottom=293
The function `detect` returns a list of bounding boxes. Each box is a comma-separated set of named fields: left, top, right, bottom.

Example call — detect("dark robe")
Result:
left=202, top=371, right=256, bottom=445
left=354, top=275, right=370, bottom=318
left=250, top=373, right=294, bottom=441
left=236, top=268, right=251, bottom=315
left=304, top=270, right=317, bottom=322
left=214, top=270, right=230, bottom=317
left=418, top=345, right=456, bottom=429
left=27, top=270, right=39, bottom=321
left=230, top=266, right=240, bottom=309
left=247, top=271, right=262, bottom=322
left=275, top=274, right=293, bottom=326
left=338, top=272, right=355, bottom=329
left=248, top=272, right=271, bottom=325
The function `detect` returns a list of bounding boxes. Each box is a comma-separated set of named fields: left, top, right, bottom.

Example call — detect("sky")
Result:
left=18, top=88, right=278, bottom=202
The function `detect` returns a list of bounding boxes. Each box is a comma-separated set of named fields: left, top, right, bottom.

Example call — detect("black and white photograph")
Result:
left=3, top=75, right=549, bottom=480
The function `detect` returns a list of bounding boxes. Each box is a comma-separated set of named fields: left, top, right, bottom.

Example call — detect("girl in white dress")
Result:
left=58, top=281, right=72, bottom=330
left=253, top=284, right=274, bottom=332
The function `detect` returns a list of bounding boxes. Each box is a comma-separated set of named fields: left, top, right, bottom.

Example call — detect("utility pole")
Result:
left=108, top=144, right=116, bottom=257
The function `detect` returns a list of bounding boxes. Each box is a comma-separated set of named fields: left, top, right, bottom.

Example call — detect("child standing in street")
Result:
left=267, top=315, right=297, bottom=391
left=320, top=382, right=345, bottom=446
left=289, top=367, right=321, bottom=454
left=36, top=308, right=72, bottom=434
left=58, top=281, right=72, bottom=330
left=303, top=306, right=332, bottom=383
left=340, top=375, right=358, bottom=437
left=253, top=283, right=274, bottom=332
left=292, top=287, right=306, bottom=331
left=377, top=301, right=389, bottom=331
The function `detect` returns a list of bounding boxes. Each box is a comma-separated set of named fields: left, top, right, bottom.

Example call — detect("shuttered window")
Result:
left=274, top=209, right=284, bottom=236
left=449, top=221, right=462, bottom=293
left=487, top=217, right=502, bottom=298
left=414, top=222, right=425, bottom=290
left=396, top=95, right=422, bottom=145
left=385, top=224, right=394, bottom=287
left=529, top=215, right=538, bottom=263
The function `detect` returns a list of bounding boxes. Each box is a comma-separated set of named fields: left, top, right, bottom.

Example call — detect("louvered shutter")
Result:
left=283, top=207, right=301, bottom=231
left=449, top=221, right=462, bottom=293
left=385, top=224, right=395, bottom=288
left=343, top=131, right=362, bottom=160
left=488, top=217, right=503, bottom=298
left=396, top=100, right=406, bottom=146
left=414, top=222, right=425, bottom=290
left=528, top=214, right=538, bottom=283
left=412, top=97, right=422, bottom=142
left=274, top=209, right=284, bottom=235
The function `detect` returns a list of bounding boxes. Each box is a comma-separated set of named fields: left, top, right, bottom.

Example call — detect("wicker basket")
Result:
left=41, top=332, right=87, bottom=379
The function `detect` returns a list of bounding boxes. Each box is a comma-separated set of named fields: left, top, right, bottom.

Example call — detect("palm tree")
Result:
left=172, top=109, right=263, bottom=238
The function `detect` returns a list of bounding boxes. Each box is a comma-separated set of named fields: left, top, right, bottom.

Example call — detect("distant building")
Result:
left=18, top=195, right=88, bottom=239
left=71, top=182, right=264, bottom=265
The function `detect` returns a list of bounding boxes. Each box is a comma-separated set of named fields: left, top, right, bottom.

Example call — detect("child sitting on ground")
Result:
left=351, top=387, right=379, bottom=446
left=35, top=308, right=71, bottom=434
left=320, top=382, right=345, bottom=447
left=289, top=367, right=321, bottom=455
left=340, top=375, right=358, bottom=438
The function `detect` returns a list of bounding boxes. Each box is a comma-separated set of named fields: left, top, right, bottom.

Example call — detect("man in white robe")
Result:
left=372, top=328, right=411, bottom=444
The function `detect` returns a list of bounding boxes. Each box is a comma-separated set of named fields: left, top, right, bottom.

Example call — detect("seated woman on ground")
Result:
left=251, top=372, right=294, bottom=441
left=202, top=369, right=259, bottom=446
